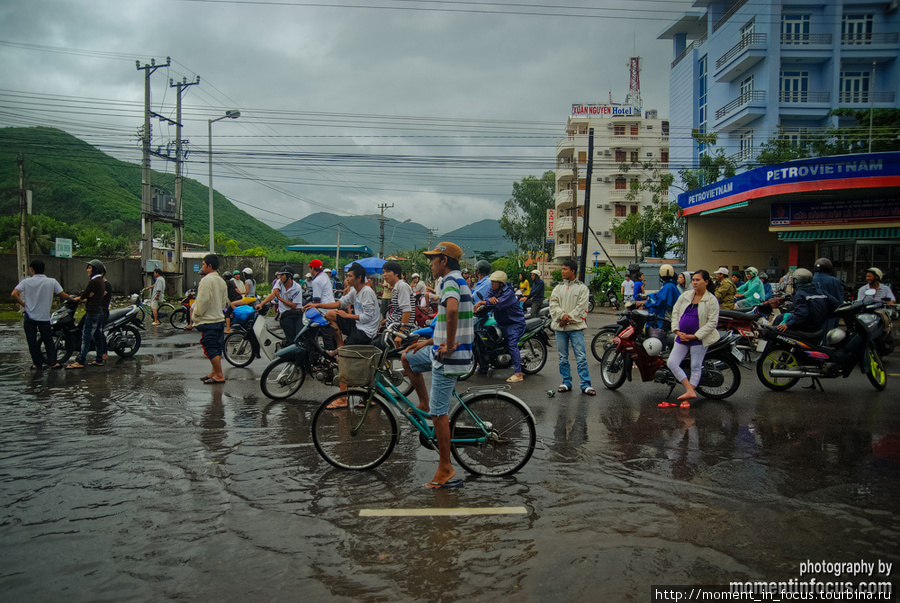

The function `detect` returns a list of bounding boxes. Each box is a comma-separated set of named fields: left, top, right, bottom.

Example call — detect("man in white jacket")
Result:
left=549, top=259, right=595, bottom=395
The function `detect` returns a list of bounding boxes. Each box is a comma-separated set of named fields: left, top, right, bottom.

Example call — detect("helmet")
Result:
left=659, top=264, right=675, bottom=279
left=305, top=273, right=312, bottom=280
left=825, top=328, right=847, bottom=346
left=489, top=270, right=508, bottom=283
left=531, top=269, right=540, bottom=277
left=411, top=273, right=419, bottom=279
left=792, top=268, right=813, bottom=286
left=474, top=260, right=491, bottom=276
left=233, top=270, right=240, bottom=275
left=88, top=259, right=105, bottom=273
left=275, top=265, right=293, bottom=276
left=745, top=266, right=759, bottom=278
left=759, top=272, right=768, bottom=281
left=866, top=267, right=884, bottom=280
left=243, top=267, right=253, bottom=275
left=814, top=258, right=833, bottom=274
left=331, top=269, right=337, bottom=275
left=642, top=338, right=663, bottom=357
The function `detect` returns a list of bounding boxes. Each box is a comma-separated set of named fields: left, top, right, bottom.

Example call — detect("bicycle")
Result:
left=135, top=291, right=175, bottom=325
left=310, top=345, right=536, bottom=476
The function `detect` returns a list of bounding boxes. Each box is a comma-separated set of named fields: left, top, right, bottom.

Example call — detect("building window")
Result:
left=698, top=55, right=708, bottom=157
left=578, top=178, right=586, bottom=191
left=615, top=204, right=626, bottom=217
left=840, top=71, right=870, bottom=103
left=780, top=70, right=809, bottom=102
left=660, top=151, right=669, bottom=164
left=615, top=150, right=626, bottom=162
left=615, top=177, right=627, bottom=190
left=662, top=121, right=669, bottom=136
left=614, top=124, right=625, bottom=136
left=630, top=205, right=638, bottom=214
left=614, top=233, right=627, bottom=245
left=630, top=124, right=639, bottom=136
left=842, top=14, right=874, bottom=44
left=782, top=14, right=810, bottom=44
left=741, top=19, right=755, bottom=40
left=578, top=151, right=586, bottom=163
left=739, top=131, right=754, bottom=161
left=740, top=74, right=754, bottom=99
left=630, top=151, right=639, bottom=163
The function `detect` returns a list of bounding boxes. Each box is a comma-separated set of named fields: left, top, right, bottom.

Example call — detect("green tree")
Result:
left=474, top=249, right=499, bottom=264
left=613, top=161, right=683, bottom=261
left=679, top=131, right=737, bottom=191
left=499, top=170, right=555, bottom=255
left=756, top=137, right=813, bottom=165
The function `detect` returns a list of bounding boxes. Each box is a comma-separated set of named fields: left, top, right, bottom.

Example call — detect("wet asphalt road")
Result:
left=1, top=316, right=898, bottom=602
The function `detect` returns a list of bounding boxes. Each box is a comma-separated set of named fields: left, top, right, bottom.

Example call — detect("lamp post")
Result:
left=388, top=218, right=412, bottom=247
left=208, top=110, right=241, bottom=253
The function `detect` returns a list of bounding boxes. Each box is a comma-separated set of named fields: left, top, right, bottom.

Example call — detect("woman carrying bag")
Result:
left=659, top=270, right=720, bottom=409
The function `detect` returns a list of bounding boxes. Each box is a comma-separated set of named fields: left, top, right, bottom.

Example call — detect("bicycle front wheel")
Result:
left=156, top=303, right=175, bottom=321
left=450, top=393, right=535, bottom=476
left=260, top=358, right=306, bottom=399
left=170, top=307, right=190, bottom=330
left=312, top=390, right=399, bottom=470
left=224, top=332, right=254, bottom=367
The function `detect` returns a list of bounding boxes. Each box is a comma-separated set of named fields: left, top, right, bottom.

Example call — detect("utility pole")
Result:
left=869, top=61, right=876, bottom=153
left=334, top=222, right=342, bottom=277
left=377, top=202, right=394, bottom=258
left=578, top=128, right=595, bottom=281
left=426, top=227, right=438, bottom=250
left=571, top=161, right=578, bottom=260
left=17, top=154, right=28, bottom=282
left=171, top=75, right=200, bottom=295
left=136, top=57, right=170, bottom=285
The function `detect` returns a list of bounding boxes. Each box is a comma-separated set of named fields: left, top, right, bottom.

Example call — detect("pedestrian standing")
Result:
left=660, top=270, right=720, bottom=409
left=67, top=259, right=107, bottom=369
left=11, top=259, right=75, bottom=370
left=621, top=273, right=634, bottom=302
left=550, top=259, right=594, bottom=395
left=193, top=254, right=229, bottom=384
left=148, top=268, right=166, bottom=325
left=91, top=266, right=112, bottom=365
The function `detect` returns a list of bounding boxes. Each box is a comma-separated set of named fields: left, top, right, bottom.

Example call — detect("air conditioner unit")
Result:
left=604, top=204, right=612, bottom=210
left=603, top=150, right=611, bottom=156
left=603, top=231, right=612, bottom=237
left=603, top=177, right=611, bottom=183
left=647, top=153, right=653, bottom=157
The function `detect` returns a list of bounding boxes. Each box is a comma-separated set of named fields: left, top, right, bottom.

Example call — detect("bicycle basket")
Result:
left=338, top=345, right=382, bottom=387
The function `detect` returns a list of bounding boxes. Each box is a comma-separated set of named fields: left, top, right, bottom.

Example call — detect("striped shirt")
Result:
left=432, top=270, right=473, bottom=374
left=387, top=279, right=414, bottom=327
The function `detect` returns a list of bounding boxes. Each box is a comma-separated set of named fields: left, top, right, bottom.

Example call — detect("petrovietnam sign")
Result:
left=677, top=152, right=900, bottom=216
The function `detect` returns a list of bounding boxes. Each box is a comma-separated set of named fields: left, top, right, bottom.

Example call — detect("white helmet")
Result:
left=243, top=267, right=253, bottom=275
left=659, top=264, right=675, bottom=279
left=642, top=338, right=664, bottom=357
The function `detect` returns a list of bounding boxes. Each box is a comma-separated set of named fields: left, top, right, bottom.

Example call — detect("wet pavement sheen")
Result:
left=1, top=321, right=898, bottom=601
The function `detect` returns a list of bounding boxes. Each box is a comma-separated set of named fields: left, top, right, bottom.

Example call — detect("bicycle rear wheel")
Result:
left=170, top=307, right=190, bottom=330
left=312, top=390, right=399, bottom=470
left=224, top=332, right=254, bottom=367
left=449, top=393, right=535, bottom=476
left=156, top=303, right=175, bottom=321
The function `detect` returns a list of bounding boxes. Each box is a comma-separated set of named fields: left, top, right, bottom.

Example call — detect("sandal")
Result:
left=506, top=374, right=524, bottom=383
left=658, top=402, right=678, bottom=408
left=582, top=387, right=597, bottom=396
left=558, top=384, right=572, bottom=393
left=679, top=401, right=691, bottom=409
left=88, top=361, right=104, bottom=366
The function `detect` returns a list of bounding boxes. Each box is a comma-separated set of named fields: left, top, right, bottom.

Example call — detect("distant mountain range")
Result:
left=279, top=213, right=516, bottom=257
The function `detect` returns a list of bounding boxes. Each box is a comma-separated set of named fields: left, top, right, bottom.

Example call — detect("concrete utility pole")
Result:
left=17, top=154, right=28, bottom=282
left=136, top=57, right=171, bottom=283
left=377, top=202, right=394, bottom=258
left=571, top=161, right=578, bottom=260
left=578, top=128, right=595, bottom=281
left=334, top=222, right=342, bottom=277
left=427, top=227, right=438, bottom=250
left=171, top=75, right=200, bottom=295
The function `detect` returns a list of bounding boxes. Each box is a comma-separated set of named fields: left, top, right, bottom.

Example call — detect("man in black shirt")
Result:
left=67, top=259, right=107, bottom=369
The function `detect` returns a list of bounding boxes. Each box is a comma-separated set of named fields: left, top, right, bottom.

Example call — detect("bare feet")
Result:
left=677, top=389, right=697, bottom=402
left=426, top=467, right=456, bottom=488
left=326, top=395, right=349, bottom=409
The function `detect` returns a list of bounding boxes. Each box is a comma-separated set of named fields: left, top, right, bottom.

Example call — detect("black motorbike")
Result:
left=458, top=311, right=550, bottom=380
left=50, top=298, right=143, bottom=363
left=587, top=280, right=621, bottom=313
left=259, top=308, right=337, bottom=399
left=756, top=292, right=888, bottom=392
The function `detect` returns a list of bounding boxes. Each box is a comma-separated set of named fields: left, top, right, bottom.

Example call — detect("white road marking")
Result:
left=360, top=506, right=528, bottom=517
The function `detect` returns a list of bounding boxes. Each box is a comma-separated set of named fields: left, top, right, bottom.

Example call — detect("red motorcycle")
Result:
left=598, top=307, right=743, bottom=399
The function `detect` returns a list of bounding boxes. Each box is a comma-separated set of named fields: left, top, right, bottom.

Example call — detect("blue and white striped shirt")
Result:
left=432, top=270, right=473, bottom=374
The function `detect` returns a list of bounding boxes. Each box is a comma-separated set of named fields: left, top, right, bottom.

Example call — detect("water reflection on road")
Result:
left=0, top=323, right=897, bottom=601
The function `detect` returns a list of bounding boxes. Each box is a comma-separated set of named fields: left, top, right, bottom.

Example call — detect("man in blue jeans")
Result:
left=549, top=259, right=594, bottom=395
left=67, top=259, right=107, bottom=369
left=12, top=259, right=76, bottom=369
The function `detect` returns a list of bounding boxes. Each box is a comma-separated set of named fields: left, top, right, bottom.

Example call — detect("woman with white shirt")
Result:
left=660, top=270, right=720, bottom=409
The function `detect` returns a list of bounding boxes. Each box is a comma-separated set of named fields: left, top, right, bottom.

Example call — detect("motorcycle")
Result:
left=587, top=281, right=621, bottom=313
left=598, top=307, right=743, bottom=399
left=457, top=310, right=550, bottom=380
left=259, top=308, right=338, bottom=399
left=50, top=296, right=144, bottom=363
left=755, top=290, right=889, bottom=392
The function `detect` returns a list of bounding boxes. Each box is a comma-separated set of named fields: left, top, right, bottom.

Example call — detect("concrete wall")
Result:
left=685, top=216, right=793, bottom=277
left=3, top=255, right=145, bottom=298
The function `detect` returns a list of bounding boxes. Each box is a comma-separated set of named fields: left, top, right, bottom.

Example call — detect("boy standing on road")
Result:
left=12, top=259, right=75, bottom=369
left=550, top=259, right=594, bottom=395
left=401, top=242, right=473, bottom=488
left=193, top=254, right=229, bottom=384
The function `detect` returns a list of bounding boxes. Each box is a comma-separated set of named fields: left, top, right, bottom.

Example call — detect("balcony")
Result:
left=556, top=163, right=574, bottom=182
left=838, top=91, right=896, bottom=105
left=672, top=35, right=707, bottom=69
left=556, top=136, right=575, bottom=158
left=715, top=90, right=767, bottom=130
left=779, top=91, right=831, bottom=118
left=555, top=216, right=575, bottom=233
left=841, top=32, right=899, bottom=45
left=609, top=135, right=641, bottom=145
left=554, top=243, right=575, bottom=259
left=608, top=189, right=630, bottom=199
left=555, top=189, right=574, bottom=209
left=781, top=33, right=833, bottom=46
left=714, top=34, right=767, bottom=82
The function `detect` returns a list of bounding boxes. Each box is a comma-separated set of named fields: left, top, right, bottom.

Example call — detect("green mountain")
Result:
left=279, top=214, right=515, bottom=257
left=0, top=126, right=289, bottom=250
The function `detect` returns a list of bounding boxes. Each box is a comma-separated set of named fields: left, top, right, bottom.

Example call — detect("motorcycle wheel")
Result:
left=520, top=338, right=547, bottom=374
left=170, top=307, right=190, bottom=330
left=52, top=332, right=76, bottom=364
left=587, top=297, right=595, bottom=313
left=865, top=346, right=887, bottom=391
left=599, top=345, right=628, bottom=390
left=380, top=355, right=414, bottom=397
left=457, top=354, right=478, bottom=381
left=696, top=356, right=741, bottom=400
left=260, top=358, right=306, bottom=399
left=224, top=332, right=255, bottom=368
left=756, top=347, right=800, bottom=391
left=112, top=325, right=141, bottom=358
left=590, top=325, right=619, bottom=362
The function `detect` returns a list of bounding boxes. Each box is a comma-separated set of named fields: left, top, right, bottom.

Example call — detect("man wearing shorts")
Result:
left=306, top=262, right=380, bottom=349
left=192, top=254, right=229, bottom=384
left=401, top=241, right=473, bottom=488
left=149, top=268, right=166, bottom=325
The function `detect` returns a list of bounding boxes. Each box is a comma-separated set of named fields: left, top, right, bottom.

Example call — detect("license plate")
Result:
left=732, top=346, right=744, bottom=361
left=755, top=339, right=767, bottom=353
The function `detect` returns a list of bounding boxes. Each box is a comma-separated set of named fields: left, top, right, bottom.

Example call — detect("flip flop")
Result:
left=201, top=376, right=225, bottom=384
left=51, top=363, right=63, bottom=370
left=29, top=364, right=39, bottom=370
left=558, top=384, right=572, bottom=393
left=582, top=387, right=597, bottom=396
left=506, top=374, right=524, bottom=383
left=658, top=402, right=678, bottom=408
left=680, top=401, right=691, bottom=409
left=66, top=363, right=84, bottom=370
left=426, top=478, right=464, bottom=489
left=88, top=361, right=104, bottom=366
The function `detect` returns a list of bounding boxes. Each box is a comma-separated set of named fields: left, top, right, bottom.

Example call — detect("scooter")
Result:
left=598, top=307, right=743, bottom=399
left=458, top=310, right=551, bottom=380
left=755, top=290, right=888, bottom=392
left=259, top=308, right=338, bottom=399
left=587, top=281, right=620, bottom=313
left=50, top=297, right=144, bottom=363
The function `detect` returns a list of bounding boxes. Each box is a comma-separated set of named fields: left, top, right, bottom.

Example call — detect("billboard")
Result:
left=546, top=209, right=555, bottom=243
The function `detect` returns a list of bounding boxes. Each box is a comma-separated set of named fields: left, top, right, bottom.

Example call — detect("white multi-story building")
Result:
left=554, top=103, right=670, bottom=267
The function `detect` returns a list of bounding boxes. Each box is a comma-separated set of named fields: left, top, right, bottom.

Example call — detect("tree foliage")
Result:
left=678, top=131, right=738, bottom=191
left=611, top=161, right=683, bottom=262
left=499, top=171, right=555, bottom=255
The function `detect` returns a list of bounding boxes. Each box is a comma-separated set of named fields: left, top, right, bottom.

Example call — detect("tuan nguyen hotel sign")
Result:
left=571, top=103, right=640, bottom=117
left=677, top=152, right=900, bottom=217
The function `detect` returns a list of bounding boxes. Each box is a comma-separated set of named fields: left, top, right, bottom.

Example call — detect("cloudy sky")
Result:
left=0, top=0, right=692, bottom=236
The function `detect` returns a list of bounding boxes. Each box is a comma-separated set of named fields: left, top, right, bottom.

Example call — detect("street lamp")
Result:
left=388, top=218, right=412, bottom=244
left=208, top=110, right=241, bottom=253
